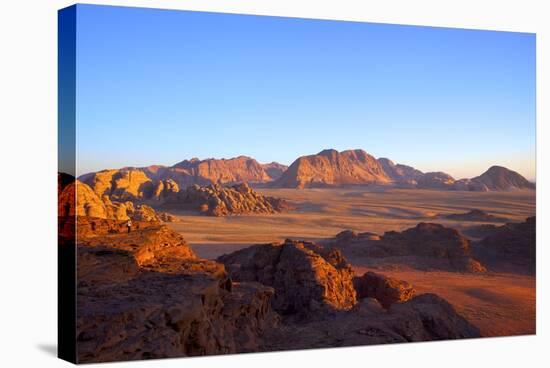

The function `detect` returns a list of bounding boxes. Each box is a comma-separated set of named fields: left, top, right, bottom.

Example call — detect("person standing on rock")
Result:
left=126, top=219, right=132, bottom=234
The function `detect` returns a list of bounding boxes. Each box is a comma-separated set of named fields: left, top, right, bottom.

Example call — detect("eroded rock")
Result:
left=218, top=239, right=357, bottom=315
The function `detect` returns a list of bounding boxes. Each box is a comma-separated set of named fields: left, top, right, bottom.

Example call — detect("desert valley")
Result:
left=59, top=148, right=536, bottom=362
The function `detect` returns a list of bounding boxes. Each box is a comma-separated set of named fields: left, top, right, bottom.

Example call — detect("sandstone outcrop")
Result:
left=75, top=223, right=279, bottom=363
left=353, top=271, right=416, bottom=308
left=417, top=171, right=456, bottom=189
left=218, top=239, right=357, bottom=315
left=377, top=158, right=423, bottom=185
left=164, top=183, right=292, bottom=216
left=261, top=162, right=288, bottom=180
left=58, top=180, right=164, bottom=222
left=262, top=292, right=480, bottom=351
left=326, top=223, right=486, bottom=273
left=273, top=149, right=391, bottom=188
left=473, top=216, right=535, bottom=274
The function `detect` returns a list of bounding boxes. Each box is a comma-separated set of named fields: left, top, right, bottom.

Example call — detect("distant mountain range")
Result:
left=78, top=149, right=534, bottom=200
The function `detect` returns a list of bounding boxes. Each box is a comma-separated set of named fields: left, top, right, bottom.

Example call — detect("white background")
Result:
left=0, top=0, right=548, bottom=366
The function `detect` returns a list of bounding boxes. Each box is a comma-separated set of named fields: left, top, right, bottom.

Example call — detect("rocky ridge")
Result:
left=163, top=182, right=293, bottom=216
left=326, top=223, right=487, bottom=273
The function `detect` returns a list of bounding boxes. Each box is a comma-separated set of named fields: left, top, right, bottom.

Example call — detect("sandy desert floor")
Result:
left=167, top=187, right=536, bottom=337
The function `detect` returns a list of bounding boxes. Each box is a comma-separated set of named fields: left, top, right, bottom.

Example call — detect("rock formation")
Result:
left=79, top=168, right=153, bottom=200
left=58, top=180, right=162, bottom=222
left=261, top=162, right=288, bottom=180
left=353, top=271, right=416, bottom=309
left=444, top=209, right=510, bottom=222
left=326, top=223, right=486, bottom=273
left=262, top=293, right=480, bottom=351
left=218, top=239, right=357, bottom=315
left=473, top=216, right=535, bottom=274
left=273, top=149, right=391, bottom=188
left=164, top=182, right=292, bottom=216
left=72, top=221, right=482, bottom=362
left=468, top=166, right=535, bottom=191
left=78, top=152, right=534, bottom=193
left=377, top=158, right=424, bottom=185
left=75, top=223, right=279, bottom=363
left=417, top=172, right=456, bottom=189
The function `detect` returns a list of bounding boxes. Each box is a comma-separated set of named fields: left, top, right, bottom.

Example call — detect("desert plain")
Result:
left=169, top=187, right=536, bottom=337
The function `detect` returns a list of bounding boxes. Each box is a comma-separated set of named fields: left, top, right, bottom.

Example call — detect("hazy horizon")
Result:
left=74, top=5, right=535, bottom=180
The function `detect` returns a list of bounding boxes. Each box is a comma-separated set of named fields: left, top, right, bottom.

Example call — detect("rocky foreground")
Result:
left=70, top=219, right=481, bottom=363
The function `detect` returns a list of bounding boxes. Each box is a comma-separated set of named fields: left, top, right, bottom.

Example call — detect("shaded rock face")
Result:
left=261, top=162, right=288, bottom=181
left=164, top=182, right=292, bottom=216
left=327, top=224, right=486, bottom=273
left=262, top=293, right=480, bottom=351
left=218, top=239, right=357, bottom=315
left=273, top=149, right=391, bottom=188
left=473, top=217, right=535, bottom=274
left=444, top=209, right=510, bottom=223
left=75, top=223, right=279, bottom=363
left=152, top=179, right=180, bottom=201
left=58, top=172, right=75, bottom=196
left=377, top=158, right=424, bottom=185
left=354, top=272, right=416, bottom=309
left=380, top=223, right=487, bottom=272
left=417, top=172, right=456, bottom=190
left=387, top=293, right=481, bottom=340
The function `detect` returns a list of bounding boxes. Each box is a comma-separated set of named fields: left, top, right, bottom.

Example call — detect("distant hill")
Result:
left=272, top=149, right=391, bottom=188
left=468, top=166, right=535, bottom=191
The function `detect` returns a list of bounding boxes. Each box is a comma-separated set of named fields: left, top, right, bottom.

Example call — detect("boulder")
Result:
left=353, top=271, right=416, bottom=308
left=218, top=239, right=357, bottom=315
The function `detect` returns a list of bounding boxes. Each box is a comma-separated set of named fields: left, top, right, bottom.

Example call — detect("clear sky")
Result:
left=74, top=4, right=536, bottom=180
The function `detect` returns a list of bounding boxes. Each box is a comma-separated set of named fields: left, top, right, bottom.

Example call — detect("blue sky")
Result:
left=74, top=5, right=536, bottom=180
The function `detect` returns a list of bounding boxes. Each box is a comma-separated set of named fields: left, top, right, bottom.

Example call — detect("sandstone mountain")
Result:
left=163, top=182, right=292, bottom=216
left=273, top=149, right=391, bottom=188
left=377, top=158, right=424, bottom=185
left=468, top=166, right=535, bottom=191
left=79, top=156, right=288, bottom=200
left=261, top=162, right=288, bottom=180
left=78, top=151, right=534, bottom=193
left=417, top=171, right=456, bottom=189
